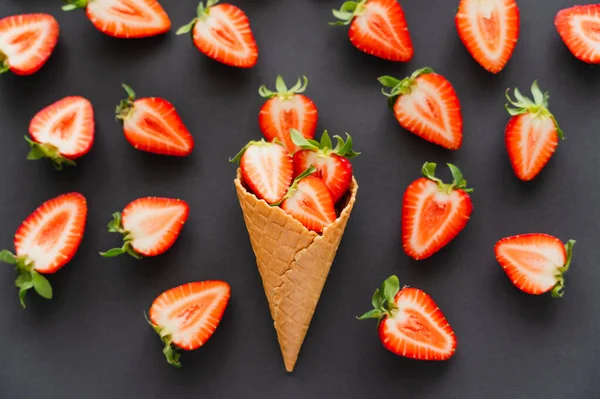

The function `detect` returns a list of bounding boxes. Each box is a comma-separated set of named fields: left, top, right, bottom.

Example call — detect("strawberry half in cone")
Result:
left=231, top=139, right=358, bottom=372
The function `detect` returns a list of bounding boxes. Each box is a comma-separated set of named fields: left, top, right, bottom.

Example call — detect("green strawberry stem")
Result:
left=229, top=139, right=281, bottom=163
left=115, top=84, right=136, bottom=121
left=61, top=0, right=88, bottom=11
left=145, top=313, right=182, bottom=368
left=421, top=162, right=473, bottom=194
left=290, top=129, right=360, bottom=159
left=357, top=275, right=401, bottom=325
left=176, top=0, right=220, bottom=35
left=24, top=136, right=77, bottom=170
left=99, top=212, right=143, bottom=259
left=551, top=240, right=576, bottom=298
left=258, top=75, right=308, bottom=100
left=0, top=51, right=9, bottom=74
left=505, top=80, right=563, bottom=139
left=271, top=165, right=317, bottom=206
left=329, top=1, right=367, bottom=26
left=378, top=67, right=435, bottom=109
left=0, top=249, right=53, bottom=308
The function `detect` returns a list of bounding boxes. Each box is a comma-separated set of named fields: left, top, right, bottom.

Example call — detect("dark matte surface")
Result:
left=0, top=0, right=599, bottom=398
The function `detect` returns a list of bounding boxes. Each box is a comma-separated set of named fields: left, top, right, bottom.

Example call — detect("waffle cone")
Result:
left=234, top=169, right=358, bottom=372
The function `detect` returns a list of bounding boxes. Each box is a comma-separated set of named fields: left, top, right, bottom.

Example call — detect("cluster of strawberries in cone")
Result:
left=0, top=0, right=591, bottom=374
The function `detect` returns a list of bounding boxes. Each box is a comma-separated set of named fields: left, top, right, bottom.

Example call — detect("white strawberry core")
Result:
left=0, top=17, right=53, bottom=67
left=515, top=114, right=555, bottom=178
left=87, top=0, right=163, bottom=33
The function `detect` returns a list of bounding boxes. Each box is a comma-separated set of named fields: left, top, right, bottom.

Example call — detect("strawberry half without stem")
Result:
left=555, top=5, right=600, bottom=64
left=230, top=140, right=294, bottom=205
left=455, top=0, right=520, bottom=74
left=290, top=129, right=359, bottom=203
left=0, top=193, right=87, bottom=308
left=495, top=234, right=575, bottom=298
left=505, top=81, right=563, bottom=181
left=100, top=197, right=189, bottom=259
left=62, top=0, right=171, bottom=39
left=379, top=68, right=463, bottom=150
left=0, top=14, right=59, bottom=76
left=402, top=162, right=473, bottom=260
left=25, top=96, right=95, bottom=170
left=258, top=75, right=318, bottom=154
left=116, top=84, right=194, bottom=156
left=280, top=166, right=337, bottom=234
left=177, top=0, right=258, bottom=68
left=358, top=275, right=457, bottom=361
left=148, top=280, right=231, bottom=367
left=330, top=0, right=413, bottom=62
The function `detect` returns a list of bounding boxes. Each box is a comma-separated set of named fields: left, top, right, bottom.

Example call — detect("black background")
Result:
left=0, top=0, right=599, bottom=398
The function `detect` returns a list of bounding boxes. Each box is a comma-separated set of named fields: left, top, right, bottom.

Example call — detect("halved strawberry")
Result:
left=290, top=129, right=359, bottom=203
left=280, top=168, right=337, bottom=234
left=148, top=280, right=230, bottom=367
left=0, top=193, right=87, bottom=308
left=0, top=14, right=59, bottom=76
left=100, top=197, right=189, bottom=259
left=116, top=84, right=194, bottom=156
left=62, top=0, right=171, bottom=38
left=379, top=68, right=463, bottom=150
left=177, top=0, right=258, bottom=68
left=330, top=0, right=413, bottom=62
left=402, top=162, right=473, bottom=260
left=455, top=0, right=520, bottom=73
left=258, top=75, right=318, bottom=153
left=505, top=81, right=563, bottom=181
left=555, top=5, right=600, bottom=64
left=359, top=275, right=457, bottom=361
left=230, top=140, right=293, bottom=205
left=495, top=234, right=575, bottom=297
left=25, top=96, right=94, bottom=170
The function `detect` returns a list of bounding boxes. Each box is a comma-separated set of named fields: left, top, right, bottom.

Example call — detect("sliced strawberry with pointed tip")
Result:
left=177, top=0, right=258, bottom=68
left=101, top=197, right=189, bottom=259
left=290, top=129, right=359, bottom=203
left=230, top=140, right=294, bottom=205
left=330, top=0, right=413, bottom=62
left=280, top=169, right=337, bottom=234
left=116, top=84, right=194, bottom=156
left=455, top=0, right=520, bottom=73
left=0, top=13, right=59, bottom=76
left=26, top=96, right=95, bottom=170
left=0, top=192, right=87, bottom=308
left=402, top=162, right=473, bottom=260
left=505, top=81, right=563, bottom=181
left=555, top=5, right=600, bottom=64
left=258, top=75, right=318, bottom=153
left=379, top=68, right=463, bottom=150
left=495, top=234, right=575, bottom=297
left=148, top=280, right=231, bottom=367
left=62, top=0, right=171, bottom=38
left=359, top=275, right=457, bottom=360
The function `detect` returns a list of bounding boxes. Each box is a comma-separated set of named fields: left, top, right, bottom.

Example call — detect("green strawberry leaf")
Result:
left=32, top=271, right=53, bottom=299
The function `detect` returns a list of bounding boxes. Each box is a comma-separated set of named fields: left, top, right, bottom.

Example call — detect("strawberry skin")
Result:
left=101, top=197, right=189, bottom=259
left=258, top=76, right=318, bottom=153
left=0, top=14, right=59, bottom=76
left=177, top=0, right=258, bottom=68
left=281, top=173, right=337, bottom=234
left=495, top=234, right=575, bottom=297
left=0, top=193, right=87, bottom=307
left=231, top=140, right=294, bottom=205
left=26, top=96, right=95, bottom=170
left=555, top=5, right=600, bottom=64
left=402, top=162, right=473, bottom=260
left=359, top=276, right=457, bottom=361
left=116, top=84, right=194, bottom=156
left=379, top=68, right=463, bottom=150
left=149, top=280, right=231, bottom=367
left=331, top=0, right=413, bottom=62
left=455, top=0, right=520, bottom=74
left=505, top=81, right=563, bottom=181
left=63, top=0, right=171, bottom=38
left=290, top=129, right=360, bottom=204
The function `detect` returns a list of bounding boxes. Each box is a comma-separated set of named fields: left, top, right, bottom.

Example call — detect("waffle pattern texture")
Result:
left=234, top=169, right=358, bottom=372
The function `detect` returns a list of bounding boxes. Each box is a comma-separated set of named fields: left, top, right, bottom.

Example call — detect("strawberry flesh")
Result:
left=556, top=5, right=600, bottom=64
left=293, top=151, right=353, bottom=204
